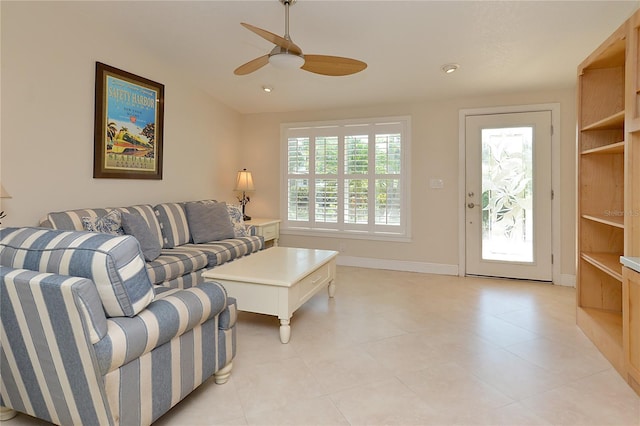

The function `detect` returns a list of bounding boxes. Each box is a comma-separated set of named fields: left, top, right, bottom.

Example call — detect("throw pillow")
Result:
left=82, top=210, right=125, bottom=236
left=121, top=212, right=162, bottom=262
left=227, top=204, right=248, bottom=237
left=154, top=202, right=190, bottom=248
left=185, top=201, right=235, bottom=243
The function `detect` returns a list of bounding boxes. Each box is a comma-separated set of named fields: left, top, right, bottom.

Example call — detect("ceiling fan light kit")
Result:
left=234, top=0, right=367, bottom=77
left=269, top=51, right=305, bottom=70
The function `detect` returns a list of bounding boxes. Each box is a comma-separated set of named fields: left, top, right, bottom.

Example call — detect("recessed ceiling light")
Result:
left=441, top=63, right=460, bottom=74
left=262, top=85, right=273, bottom=93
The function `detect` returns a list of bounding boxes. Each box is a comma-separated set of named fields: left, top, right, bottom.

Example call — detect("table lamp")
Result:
left=235, top=169, right=255, bottom=221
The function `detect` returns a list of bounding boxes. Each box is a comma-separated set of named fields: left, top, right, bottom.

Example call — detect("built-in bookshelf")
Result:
left=577, top=8, right=640, bottom=396
left=622, top=9, right=640, bottom=396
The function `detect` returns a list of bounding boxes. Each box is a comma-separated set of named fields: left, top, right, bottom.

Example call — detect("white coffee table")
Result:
left=202, top=247, right=338, bottom=343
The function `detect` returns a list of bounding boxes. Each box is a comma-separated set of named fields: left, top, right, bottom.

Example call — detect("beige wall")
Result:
left=1, top=2, right=243, bottom=227
left=240, top=89, right=577, bottom=280
left=1, top=2, right=577, bottom=281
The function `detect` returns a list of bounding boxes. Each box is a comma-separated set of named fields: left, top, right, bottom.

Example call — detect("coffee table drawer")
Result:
left=297, top=262, right=333, bottom=304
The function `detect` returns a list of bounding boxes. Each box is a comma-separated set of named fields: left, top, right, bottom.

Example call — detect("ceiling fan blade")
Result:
left=234, top=54, right=270, bottom=75
left=301, top=55, right=367, bottom=76
left=241, top=23, right=302, bottom=55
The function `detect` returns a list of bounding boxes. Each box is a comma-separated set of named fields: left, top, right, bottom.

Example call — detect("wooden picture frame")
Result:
left=94, top=62, right=164, bottom=179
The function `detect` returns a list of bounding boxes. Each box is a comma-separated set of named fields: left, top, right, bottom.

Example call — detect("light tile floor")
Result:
left=7, top=267, right=640, bottom=425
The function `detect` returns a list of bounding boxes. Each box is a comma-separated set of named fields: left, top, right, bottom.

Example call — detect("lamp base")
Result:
left=243, top=215, right=252, bottom=221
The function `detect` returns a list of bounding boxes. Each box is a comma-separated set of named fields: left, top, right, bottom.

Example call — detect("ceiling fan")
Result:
left=234, top=0, right=367, bottom=77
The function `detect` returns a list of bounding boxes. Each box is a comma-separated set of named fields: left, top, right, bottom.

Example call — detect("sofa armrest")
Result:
left=1, top=267, right=108, bottom=343
left=219, top=296, right=237, bottom=331
left=0, top=267, right=113, bottom=424
left=93, top=281, right=228, bottom=374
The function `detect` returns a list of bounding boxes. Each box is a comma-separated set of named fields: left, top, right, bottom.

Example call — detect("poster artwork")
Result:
left=104, top=76, right=158, bottom=172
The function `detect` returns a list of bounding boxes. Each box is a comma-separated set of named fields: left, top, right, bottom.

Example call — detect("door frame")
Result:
left=458, top=103, right=561, bottom=284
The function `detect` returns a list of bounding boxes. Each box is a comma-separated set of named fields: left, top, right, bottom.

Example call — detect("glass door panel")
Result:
left=481, top=127, right=534, bottom=263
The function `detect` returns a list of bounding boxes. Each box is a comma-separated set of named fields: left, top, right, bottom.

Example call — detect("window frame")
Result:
left=280, top=116, right=411, bottom=242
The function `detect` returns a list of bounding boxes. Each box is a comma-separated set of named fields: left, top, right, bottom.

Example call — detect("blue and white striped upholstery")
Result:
left=93, top=282, right=228, bottom=375
left=42, top=205, right=164, bottom=250
left=1, top=262, right=237, bottom=425
left=154, top=270, right=202, bottom=289
left=1, top=227, right=155, bottom=317
left=116, top=205, right=164, bottom=249
left=181, top=236, right=264, bottom=267
left=145, top=248, right=208, bottom=285
left=43, top=207, right=112, bottom=231
left=154, top=202, right=190, bottom=248
left=100, top=317, right=230, bottom=425
left=1, top=267, right=116, bottom=424
left=39, top=203, right=264, bottom=292
left=219, top=296, right=237, bottom=331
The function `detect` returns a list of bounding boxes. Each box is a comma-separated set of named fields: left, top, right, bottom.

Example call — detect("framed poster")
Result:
left=94, top=62, right=164, bottom=179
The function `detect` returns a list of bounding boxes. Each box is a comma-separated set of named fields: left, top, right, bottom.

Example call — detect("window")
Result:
left=281, top=116, right=411, bottom=240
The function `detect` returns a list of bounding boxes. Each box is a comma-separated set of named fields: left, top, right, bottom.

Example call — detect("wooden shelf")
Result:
left=582, top=214, right=625, bottom=228
left=577, top=8, right=640, bottom=396
left=581, top=141, right=625, bottom=155
left=577, top=307, right=625, bottom=375
left=581, top=110, right=625, bottom=131
left=625, top=11, right=640, bottom=396
left=581, top=38, right=626, bottom=70
left=581, top=252, right=624, bottom=281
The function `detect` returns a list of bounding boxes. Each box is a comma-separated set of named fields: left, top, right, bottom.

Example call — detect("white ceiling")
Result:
left=94, top=0, right=639, bottom=114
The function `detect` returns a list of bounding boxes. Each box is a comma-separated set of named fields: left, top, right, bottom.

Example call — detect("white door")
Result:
left=465, top=111, right=552, bottom=281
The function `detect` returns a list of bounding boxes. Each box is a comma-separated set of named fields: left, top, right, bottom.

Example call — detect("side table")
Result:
left=247, top=218, right=280, bottom=247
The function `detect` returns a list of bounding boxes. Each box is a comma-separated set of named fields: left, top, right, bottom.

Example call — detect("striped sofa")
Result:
left=39, top=202, right=264, bottom=289
left=0, top=227, right=237, bottom=425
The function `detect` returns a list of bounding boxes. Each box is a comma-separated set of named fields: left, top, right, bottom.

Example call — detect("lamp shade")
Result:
left=235, top=169, right=255, bottom=192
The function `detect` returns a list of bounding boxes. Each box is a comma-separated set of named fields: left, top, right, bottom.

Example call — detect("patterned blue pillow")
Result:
left=82, top=210, right=125, bottom=235
left=227, top=204, right=248, bottom=237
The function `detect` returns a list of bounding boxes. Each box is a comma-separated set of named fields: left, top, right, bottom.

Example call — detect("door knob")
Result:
left=467, top=202, right=475, bottom=208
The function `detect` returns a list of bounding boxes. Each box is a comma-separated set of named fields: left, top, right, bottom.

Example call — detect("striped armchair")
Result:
left=0, top=227, right=237, bottom=425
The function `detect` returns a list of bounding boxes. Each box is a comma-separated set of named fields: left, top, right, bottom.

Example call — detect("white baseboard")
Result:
left=336, top=255, right=459, bottom=276
left=336, top=255, right=576, bottom=286
left=558, top=274, right=576, bottom=287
